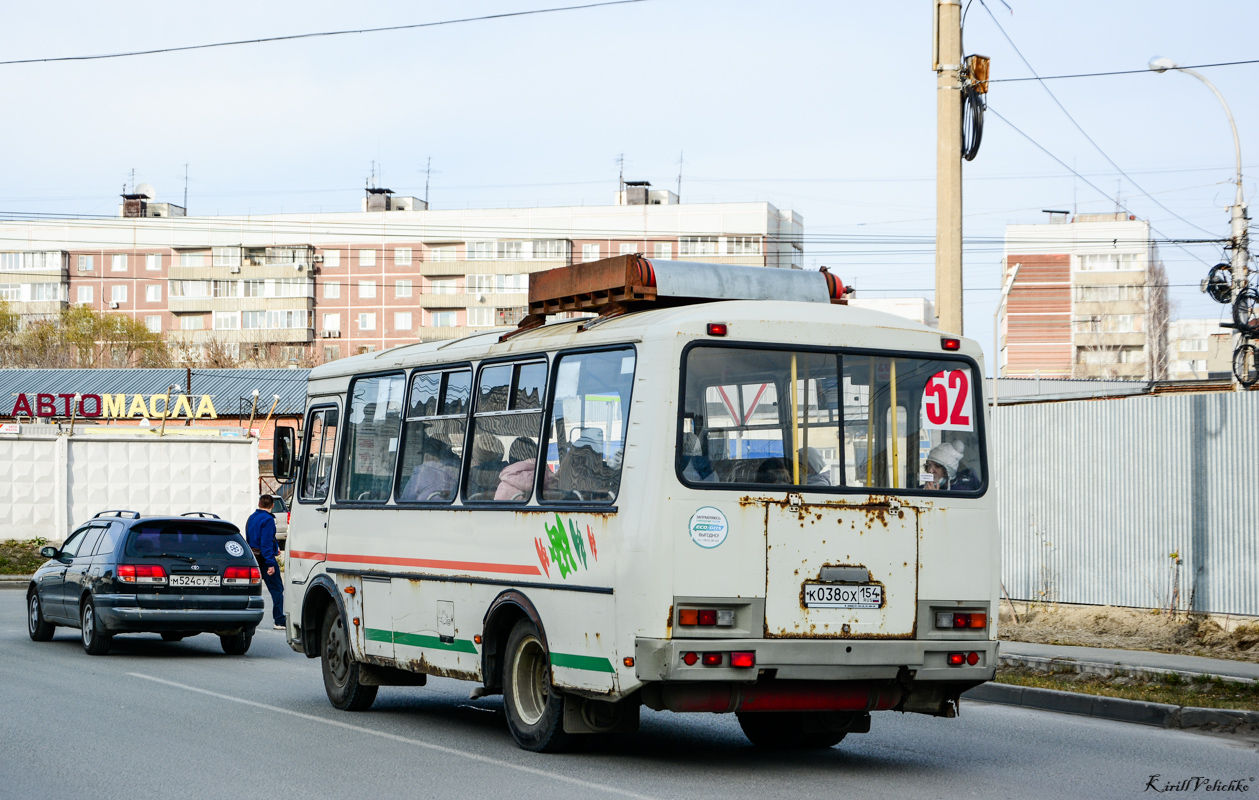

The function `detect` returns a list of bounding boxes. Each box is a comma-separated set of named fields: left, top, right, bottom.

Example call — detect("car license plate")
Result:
left=802, top=583, right=882, bottom=609
left=169, top=574, right=221, bottom=588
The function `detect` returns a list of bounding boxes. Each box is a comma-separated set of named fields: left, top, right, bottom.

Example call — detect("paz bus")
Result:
left=272, top=255, right=998, bottom=752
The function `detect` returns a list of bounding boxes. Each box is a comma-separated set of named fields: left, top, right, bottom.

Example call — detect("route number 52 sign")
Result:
left=921, top=369, right=974, bottom=432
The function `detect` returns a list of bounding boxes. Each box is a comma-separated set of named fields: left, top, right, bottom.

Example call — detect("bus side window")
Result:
left=335, top=374, right=405, bottom=503
left=541, top=347, right=635, bottom=504
left=300, top=407, right=338, bottom=503
left=463, top=361, right=547, bottom=503
left=395, top=369, right=470, bottom=504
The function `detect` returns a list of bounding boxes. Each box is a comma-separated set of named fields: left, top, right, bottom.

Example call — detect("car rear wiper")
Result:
left=149, top=552, right=197, bottom=564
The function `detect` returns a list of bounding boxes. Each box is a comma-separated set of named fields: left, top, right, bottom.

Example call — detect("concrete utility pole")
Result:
left=934, top=0, right=964, bottom=335
left=1150, top=57, right=1250, bottom=385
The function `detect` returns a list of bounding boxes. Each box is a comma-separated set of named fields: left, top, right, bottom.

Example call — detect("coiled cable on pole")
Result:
left=962, top=82, right=985, bottom=161
left=961, top=54, right=989, bottom=162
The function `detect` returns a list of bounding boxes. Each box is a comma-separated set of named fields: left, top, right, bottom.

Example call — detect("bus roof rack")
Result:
left=180, top=512, right=222, bottom=519
left=93, top=510, right=141, bottom=519
left=502, top=255, right=852, bottom=341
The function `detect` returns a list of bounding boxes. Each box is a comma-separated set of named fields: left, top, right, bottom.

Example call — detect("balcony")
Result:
left=168, top=295, right=313, bottom=314
left=168, top=327, right=314, bottom=345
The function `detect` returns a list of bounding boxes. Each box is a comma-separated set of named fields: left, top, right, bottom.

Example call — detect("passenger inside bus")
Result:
left=922, top=441, right=979, bottom=491
left=681, top=432, right=717, bottom=482
left=551, top=428, right=618, bottom=501
left=397, top=435, right=461, bottom=502
left=798, top=447, right=831, bottom=486
left=465, top=435, right=507, bottom=499
left=495, top=436, right=547, bottom=501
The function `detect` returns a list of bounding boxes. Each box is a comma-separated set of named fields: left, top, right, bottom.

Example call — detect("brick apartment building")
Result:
left=0, top=184, right=804, bottom=364
left=1001, top=212, right=1170, bottom=380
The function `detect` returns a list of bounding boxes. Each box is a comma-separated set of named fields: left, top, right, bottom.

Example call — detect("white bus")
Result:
left=273, top=256, right=998, bottom=752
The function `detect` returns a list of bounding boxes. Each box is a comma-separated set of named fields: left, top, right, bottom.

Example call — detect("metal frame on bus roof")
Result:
left=501, top=254, right=852, bottom=342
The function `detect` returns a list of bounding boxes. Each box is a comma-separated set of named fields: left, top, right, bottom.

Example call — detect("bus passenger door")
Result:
left=290, top=404, right=339, bottom=584
left=764, top=499, right=918, bottom=638
left=361, top=577, right=394, bottom=659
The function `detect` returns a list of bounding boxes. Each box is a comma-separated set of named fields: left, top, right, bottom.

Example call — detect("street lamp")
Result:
left=1150, top=56, right=1250, bottom=383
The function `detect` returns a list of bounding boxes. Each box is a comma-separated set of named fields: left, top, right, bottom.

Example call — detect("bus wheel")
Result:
left=320, top=606, right=378, bottom=712
left=737, top=712, right=846, bottom=749
left=503, top=619, right=570, bottom=752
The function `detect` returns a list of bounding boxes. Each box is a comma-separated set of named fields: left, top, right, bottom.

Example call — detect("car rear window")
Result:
left=125, top=522, right=249, bottom=559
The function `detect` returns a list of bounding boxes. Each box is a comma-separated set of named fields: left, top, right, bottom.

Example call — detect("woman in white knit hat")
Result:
left=922, top=440, right=979, bottom=491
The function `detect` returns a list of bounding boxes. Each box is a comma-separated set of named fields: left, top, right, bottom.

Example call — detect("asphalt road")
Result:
left=1, top=589, right=1254, bottom=800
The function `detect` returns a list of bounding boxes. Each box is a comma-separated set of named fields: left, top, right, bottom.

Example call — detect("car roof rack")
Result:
left=180, top=512, right=222, bottom=519
left=501, top=254, right=852, bottom=341
left=92, top=510, right=141, bottom=519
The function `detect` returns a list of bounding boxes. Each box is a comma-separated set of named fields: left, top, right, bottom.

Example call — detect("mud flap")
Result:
left=562, top=694, right=640, bottom=734
left=358, top=663, right=429, bottom=687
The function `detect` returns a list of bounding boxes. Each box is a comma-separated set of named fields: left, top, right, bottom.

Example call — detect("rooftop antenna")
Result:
left=676, top=150, right=683, bottom=201
left=424, top=156, right=431, bottom=205
left=1115, top=179, right=1121, bottom=214
left=183, top=163, right=189, bottom=211
left=616, top=153, right=624, bottom=194
left=1072, top=158, right=1077, bottom=216
left=128, top=167, right=135, bottom=194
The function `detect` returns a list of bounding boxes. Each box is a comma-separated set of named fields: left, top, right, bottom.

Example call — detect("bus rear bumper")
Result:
left=633, top=637, right=997, bottom=684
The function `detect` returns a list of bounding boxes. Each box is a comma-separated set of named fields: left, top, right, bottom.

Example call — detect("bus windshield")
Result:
left=679, top=345, right=984, bottom=493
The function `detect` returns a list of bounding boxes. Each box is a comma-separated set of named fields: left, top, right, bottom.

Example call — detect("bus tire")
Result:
left=503, top=618, right=570, bottom=752
left=737, top=712, right=846, bottom=749
left=320, top=605, right=378, bottom=712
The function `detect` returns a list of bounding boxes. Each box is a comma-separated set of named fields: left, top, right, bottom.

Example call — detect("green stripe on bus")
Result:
left=550, top=652, right=616, bottom=673
left=363, top=628, right=478, bottom=654
left=394, top=632, right=478, bottom=653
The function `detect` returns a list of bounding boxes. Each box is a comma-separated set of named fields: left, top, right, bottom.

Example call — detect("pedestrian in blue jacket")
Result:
left=246, top=495, right=285, bottom=630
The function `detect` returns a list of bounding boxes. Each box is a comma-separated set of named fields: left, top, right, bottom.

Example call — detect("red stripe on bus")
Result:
left=289, top=550, right=540, bottom=576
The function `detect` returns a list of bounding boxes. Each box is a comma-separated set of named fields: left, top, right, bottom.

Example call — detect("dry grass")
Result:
left=995, top=664, right=1259, bottom=712
left=0, top=539, right=47, bottom=575
left=999, top=603, right=1259, bottom=664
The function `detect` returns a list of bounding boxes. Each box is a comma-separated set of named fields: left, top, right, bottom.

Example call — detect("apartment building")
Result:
left=1001, top=212, right=1169, bottom=380
left=0, top=185, right=804, bottom=364
left=1167, top=319, right=1232, bottom=380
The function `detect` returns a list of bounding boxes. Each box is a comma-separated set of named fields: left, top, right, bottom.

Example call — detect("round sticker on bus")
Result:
left=688, top=507, right=729, bottom=549
left=225, top=541, right=245, bottom=557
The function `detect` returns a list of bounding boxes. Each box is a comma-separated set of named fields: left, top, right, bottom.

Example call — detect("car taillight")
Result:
left=682, top=652, right=699, bottom=666
left=224, top=566, right=261, bottom=586
left=936, top=611, right=987, bottom=629
left=702, top=653, right=723, bottom=667
left=287, top=510, right=291, bottom=525
left=947, top=653, right=966, bottom=666
left=117, top=564, right=167, bottom=584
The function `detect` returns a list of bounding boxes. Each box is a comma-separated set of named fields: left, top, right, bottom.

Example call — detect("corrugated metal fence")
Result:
left=997, top=391, right=1259, bottom=616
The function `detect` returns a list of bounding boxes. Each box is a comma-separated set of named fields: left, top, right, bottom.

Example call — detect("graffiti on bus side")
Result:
left=535, top=514, right=598, bottom=579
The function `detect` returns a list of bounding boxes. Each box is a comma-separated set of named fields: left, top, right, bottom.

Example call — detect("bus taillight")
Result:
left=935, top=611, right=986, bottom=629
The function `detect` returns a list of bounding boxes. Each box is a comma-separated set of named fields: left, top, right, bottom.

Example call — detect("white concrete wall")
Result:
left=0, top=431, right=258, bottom=544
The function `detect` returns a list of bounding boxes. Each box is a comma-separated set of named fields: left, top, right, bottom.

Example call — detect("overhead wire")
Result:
left=976, top=0, right=1220, bottom=241
left=987, top=58, right=1259, bottom=83
left=0, top=0, right=649, bottom=67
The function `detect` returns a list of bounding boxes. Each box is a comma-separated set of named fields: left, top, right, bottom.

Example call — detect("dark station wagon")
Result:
left=26, top=511, right=266, bottom=655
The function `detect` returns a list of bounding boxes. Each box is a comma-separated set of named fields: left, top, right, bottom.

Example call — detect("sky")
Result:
left=1, top=0, right=1256, bottom=365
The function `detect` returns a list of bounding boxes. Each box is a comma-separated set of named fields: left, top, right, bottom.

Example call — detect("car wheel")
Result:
left=80, top=598, right=112, bottom=656
left=320, top=605, right=377, bottom=711
left=27, top=590, right=55, bottom=642
left=220, top=632, right=252, bottom=655
left=502, top=618, right=570, bottom=752
left=736, top=711, right=847, bottom=749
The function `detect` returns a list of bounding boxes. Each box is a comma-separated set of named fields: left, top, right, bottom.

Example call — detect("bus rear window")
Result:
left=680, top=346, right=983, bottom=494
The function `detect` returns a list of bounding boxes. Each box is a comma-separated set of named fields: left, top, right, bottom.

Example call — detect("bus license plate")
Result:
left=169, top=575, right=221, bottom=588
left=802, top=583, right=882, bottom=609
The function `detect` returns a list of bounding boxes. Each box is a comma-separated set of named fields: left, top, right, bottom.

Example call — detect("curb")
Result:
left=1000, top=653, right=1257, bottom=686
left=963, top=682, right=1259, bottom=735
left=0, top=575, right=33, bottom=589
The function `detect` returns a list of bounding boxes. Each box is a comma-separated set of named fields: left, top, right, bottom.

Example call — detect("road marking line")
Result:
left=127, top=673, right=659, bottom=800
